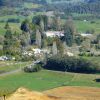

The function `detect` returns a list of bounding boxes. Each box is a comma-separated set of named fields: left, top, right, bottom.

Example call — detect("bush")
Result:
left=7, top=18, right=20, bottom=23
left=24, top=64, right=42, bottom=73
left=44, top=55, right=100, bottom=73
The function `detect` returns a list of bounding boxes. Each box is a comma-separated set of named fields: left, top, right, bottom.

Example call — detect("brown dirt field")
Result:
left=7, top=86, right=100, bottom=100
left=44, top=86, right=100, bottom=100
left=7, top=88, right=59, bottom=100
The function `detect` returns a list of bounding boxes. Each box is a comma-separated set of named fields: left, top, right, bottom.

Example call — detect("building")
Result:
left=44, top=31, right=64, bottom=37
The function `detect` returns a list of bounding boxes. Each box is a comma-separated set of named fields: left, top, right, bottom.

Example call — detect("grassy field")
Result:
left=0, top=61, right=31, bottom=74
left=74, top=19, right=100, bottom=34
left=0, top=22, right=21, bottom=35
left=0, top=70, right=100, bottom=96
left=82, top=57, right=100, bottom=66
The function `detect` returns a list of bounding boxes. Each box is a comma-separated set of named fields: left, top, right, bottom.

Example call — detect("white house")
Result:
left=44, top=31, right=64, bottom=37
left=67, top=52, right=74, bottom=57
left=0, top=56, right=9, bottom=61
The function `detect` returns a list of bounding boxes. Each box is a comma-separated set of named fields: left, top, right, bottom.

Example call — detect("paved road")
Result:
left=0, top=69, right=21, bottom=77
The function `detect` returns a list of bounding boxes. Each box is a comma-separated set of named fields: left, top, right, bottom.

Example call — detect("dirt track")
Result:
left=7, top=86, right=100, bottom=100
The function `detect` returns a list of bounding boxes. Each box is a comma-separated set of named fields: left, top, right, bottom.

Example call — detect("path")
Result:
left=0, top=69, right=21, bottom=77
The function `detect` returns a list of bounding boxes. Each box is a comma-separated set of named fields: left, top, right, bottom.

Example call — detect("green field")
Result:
left=74, top=20, right=100, bottom=34
left=0, top=22, right=21, bottom=35
left=0, top=70, right=100, bottom=96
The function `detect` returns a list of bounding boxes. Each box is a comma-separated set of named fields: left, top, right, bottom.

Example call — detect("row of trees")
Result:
left=44, top=54, right=100, bottom=73
left=46, top=1, right=100, bottom=15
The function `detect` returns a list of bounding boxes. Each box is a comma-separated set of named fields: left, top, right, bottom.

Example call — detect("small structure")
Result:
left=67, top=52, right=74, bottom=57
left=44, top=31, right=64, bottom=37
left=80, top=33, right=93, bottom=37
left=0, top=56, right=9, bottom=61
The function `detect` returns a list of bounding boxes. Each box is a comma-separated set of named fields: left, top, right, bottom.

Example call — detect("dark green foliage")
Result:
left=3, top=30, right=21, bottom=57
left=4, top=22, right=10, bottom=30
left=64, top=18, right=75, bottom=47
left=32, top=15, right=48, bottom=31
left=21, top=19, right=30, bottom=32
left=44, top=55, right=100, bottom=73
left=75, top=35, right=84, bottom=46
left=7, top=18, right=20, bottom=23
left=3, top=29, right=13, bottom=55
left=64, top=28, right=73, bottom=47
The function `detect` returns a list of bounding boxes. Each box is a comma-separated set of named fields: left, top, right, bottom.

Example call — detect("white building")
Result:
left=80, top=33, right=93, bottom=37
left=44, top=31, right=64, bottom=37
left=0, top=56, right=9, bottom=61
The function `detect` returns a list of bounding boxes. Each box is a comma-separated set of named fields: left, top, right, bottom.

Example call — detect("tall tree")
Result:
left=64, top=17, right=75, bottom=47
left=20, top=19, right=30, bottom=32
left=40, top=19, right=45, bottom=32
left=20, top=19, right=31, bottom=47
left=3, top=29, right=13, bottom=55
left=36, top=29, right=42, bottom=48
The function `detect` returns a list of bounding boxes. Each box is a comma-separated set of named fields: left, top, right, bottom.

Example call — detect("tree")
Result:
left=75, top=35, right=84, bottom=46
left=20, top=19, right=30, bottom=32
left=20, top=19, right=31, bottom=47
left=4, top=22, right=10, bottom=30
left=54, top=37, right=64, bottom=54
left=36, top=29, right=42, bottom=48
left=32, top=15, right=48, bottom=31
left=64, top=18, right=75, bottom=47
left=64, top=27, right=73, bottom=47
left=52, top=41, right=58, bottom=55
left=3, top=29, right=13, bottom=55
left=20, top=31, right=30, bottom=48
left=40, top=19, right=45, bottom=32
left=52, top=16, right=61, bottom=31
left=11, top=31, right=21, bottom=56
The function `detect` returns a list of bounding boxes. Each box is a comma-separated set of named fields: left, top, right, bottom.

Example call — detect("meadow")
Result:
left=75, top=19, right=100, bottom=34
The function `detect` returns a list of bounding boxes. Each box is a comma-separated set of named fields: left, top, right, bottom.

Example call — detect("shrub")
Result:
left=24, top=64, right=42, bottom=73
left=44, top=55, right=100, bottom=73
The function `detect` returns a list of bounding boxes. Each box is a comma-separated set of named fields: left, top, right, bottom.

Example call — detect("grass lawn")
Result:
left=0, top=70, right=100, bottom=96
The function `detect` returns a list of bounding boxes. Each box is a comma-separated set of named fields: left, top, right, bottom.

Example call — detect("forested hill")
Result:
left=0, top=0, right=100, bottom=15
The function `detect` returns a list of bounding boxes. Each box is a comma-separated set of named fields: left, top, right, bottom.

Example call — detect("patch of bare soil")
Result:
left=7, top=88, right=59, bottom=100
left=7, top=86, right=100, bottom=100
left=44, top=86, right=100, bottom=100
